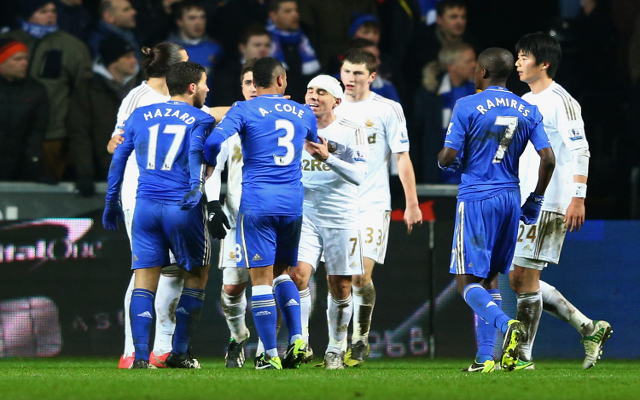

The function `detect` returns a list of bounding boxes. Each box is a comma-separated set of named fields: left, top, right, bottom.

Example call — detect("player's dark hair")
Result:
left=239, top=24, right=271, bottom=45
left=252, top=57, right=285, bottom=88
left=173, top=0, right=205, bottom=21
left=477, top=47, right=514, bottom=81
left=141, top=42, right=185, bottom=78
left=268, top=0, right=296, bottom=13
left=240, top=58, right=257, bottom=83
left=436, top=0, right=466, bottom=16
left=166, top=61, right=206, bottom=96
left=515, top=32, right=562, bottom=79
left=342, top=48, right=377, bottom=74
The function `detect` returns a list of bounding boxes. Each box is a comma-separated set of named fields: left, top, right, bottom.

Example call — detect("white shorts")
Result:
left=512, top=210, right=567, bottom=270
left=297, top=218, right=364, bottom=276
left=218, top=227, right=239, bottom=269
left=124, top=206, right=177, bottom=267
left=359, top=210, right=391, bottom=264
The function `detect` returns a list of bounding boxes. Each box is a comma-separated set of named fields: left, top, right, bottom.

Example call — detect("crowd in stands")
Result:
left=0, top=0, right=637, bottom=214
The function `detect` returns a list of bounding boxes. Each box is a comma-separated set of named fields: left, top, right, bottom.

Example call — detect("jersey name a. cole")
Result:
left=444, top=86, right=551, bottom=201
left=208, top=94, right=318, bottom=216
left=335, top=92, right=409, bottom=211
left=301, top=117, right=369, bottom=229
left=114, top=101, right=215, bottom=202
left=518, top=81, right=589, bottom=213
left=214, top=133, right=243, bottom=227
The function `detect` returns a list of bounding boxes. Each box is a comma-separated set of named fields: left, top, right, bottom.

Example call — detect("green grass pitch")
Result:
left=1, top=358, right=638, bottom=400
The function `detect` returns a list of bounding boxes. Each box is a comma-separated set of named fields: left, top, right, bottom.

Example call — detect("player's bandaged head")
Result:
left=0, top=39, right=28, bottom=66
left=307, top=75, right=343, bottom=99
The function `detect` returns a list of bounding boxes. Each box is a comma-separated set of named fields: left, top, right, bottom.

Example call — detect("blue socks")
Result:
left=172, top=288, right=205, bottom=358
left=463, top=284, right=511, bottom=335
left=474, top=289, right=502, bottom=363
left=273, top=275, right=303, bottom=344
left=130, top=288, right=155, bottom=362
left=252, top=285, right=278, bottom=358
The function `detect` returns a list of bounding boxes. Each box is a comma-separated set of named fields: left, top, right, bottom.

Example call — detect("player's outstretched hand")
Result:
left=103, top=202, right=124, bottom=231
left=438, top=158, right=460, bottom=172
left=107, top=133, right=124, bottom=154
left=304, top=136, right=329, bottom=161
left=520, top=193, right=544, bottom=225
left=207, top=200, right=230, bottom=239
left=179, top=189, right=203, bottom=210
left=564, top=198, right=586, bottom=232
left=404, top=204, right=423, bottom=234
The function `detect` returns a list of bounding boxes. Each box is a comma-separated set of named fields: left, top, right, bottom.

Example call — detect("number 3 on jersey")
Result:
left=274, top=119, right=295, bottom=166
left=146, top=123, right=186, bottom=170
left=492, top=116, right=518, bottom=164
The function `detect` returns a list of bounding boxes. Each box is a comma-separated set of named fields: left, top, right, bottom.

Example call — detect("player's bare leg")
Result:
left=325, top=275, right=353, bottom=369
left=538, top=280, right=611, bottom=369
left=345, top=258, right=375, bottom=367
left=150, top=267, right=184, bottom=367
left=165, top=264, right=210, bottom=369
left=222, top=278, right=250, bottom=368
left=291, top=261, right=313, bottom=362
left=129, top=266, right=162, bottom=369
left=510, top=263, right=543, bottom=370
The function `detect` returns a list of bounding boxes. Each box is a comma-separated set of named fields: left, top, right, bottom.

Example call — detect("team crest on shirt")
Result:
left=569, top=128, right=584, bottom=141
left=365, top=118, right=374, bottom=128
left=230, top=251, right=236, bottom=260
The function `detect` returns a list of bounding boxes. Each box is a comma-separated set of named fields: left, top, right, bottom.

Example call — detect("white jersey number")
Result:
left=492, top=116, right=518, bottom=164
left=273, top=119, right=295, bottom=166
left=146, top=124, right=187, bottom=171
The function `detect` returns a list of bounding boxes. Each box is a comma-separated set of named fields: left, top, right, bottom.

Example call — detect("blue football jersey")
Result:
left=444, top=86, right=551, bottom=201
left=204, top=94, right=318, bottom=216
left=106, top=101, right=215, bottom=204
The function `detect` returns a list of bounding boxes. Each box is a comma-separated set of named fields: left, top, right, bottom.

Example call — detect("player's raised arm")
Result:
left=203, top=139, right=231, bottom=239
left=204, top=103, right=244, bottom=164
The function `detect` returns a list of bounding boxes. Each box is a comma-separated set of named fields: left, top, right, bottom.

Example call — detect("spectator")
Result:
left=131, top=0, right=181, bottom=48
left=344, top=37, right=401, bottom=103
left=167, top=0, right=222, bottom=105
left=1, top=1, right=92, bottom=181
left=297, top=0, right=377, bottom=70
left=0, top=38, right=49, bottom=182
left=89, top=0, right=139, bottom=60
left=54, top=0, right=93, bottom=41
left=67, top=35, right=139, bottom=196
left=350, top=13, right=381, bottom=45
left=210, top=24, right=271, bottom=106
left=413, top=42, right=475, bottom=183
left=417, top=0, right=441, bottom=26
left=404, top=0, right=480, bottom=109
left=207, top=0, right=268, bottom=57
left=267, top=0, right=320, bottom=102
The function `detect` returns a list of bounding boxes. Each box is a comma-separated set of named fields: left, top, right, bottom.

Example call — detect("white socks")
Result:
left=327, top=295, right=353, bottom=354
left=299, top=288, right=311, bottom=344
left=516, top=289, right=542, bottom=361
left=221, top=288, right=249, bottom=342
left=352, top=282, right=375, bottom=343
left=539, top=280, right=594, bottom=336
left=152, top=273, right=184, bottom=355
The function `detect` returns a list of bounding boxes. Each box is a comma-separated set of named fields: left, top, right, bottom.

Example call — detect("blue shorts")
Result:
left=235, top=214, right=302, bottom=268
left=449, top=189, right=520, bottom=278
left=131, top=198, right=210, bottom=271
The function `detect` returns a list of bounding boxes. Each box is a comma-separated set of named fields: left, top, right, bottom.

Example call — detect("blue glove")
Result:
left=520, top=193, right=544, bottom=224
left=438, top=158, right=460, bottom=172
left=178, top=189, right=203, bottom=210
left=103, top=201, right=124, bottom=231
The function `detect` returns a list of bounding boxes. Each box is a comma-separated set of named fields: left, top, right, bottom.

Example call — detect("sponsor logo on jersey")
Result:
left=368, top=133, right=377, bottom=144
left=365, top=118, right=374, bottom=128
left=252, top=254, right=263, bottom=261
left=137, top=311, right=153, bottom=318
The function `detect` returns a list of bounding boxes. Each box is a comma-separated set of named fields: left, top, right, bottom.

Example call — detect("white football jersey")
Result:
left=301, top=117, right=369, bottom=229
left=214, top=133, right=243, bottom=228
left=519, top=82, right=589, bottom=213
left=112, top=81, right=210, bottom=210
left=335, top=92, right=409, bottom=211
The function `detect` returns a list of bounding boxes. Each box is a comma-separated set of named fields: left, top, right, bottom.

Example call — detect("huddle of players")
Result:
left=438, top=32, right=611, bottom=373
left=104, top=30, right=611, bottom=371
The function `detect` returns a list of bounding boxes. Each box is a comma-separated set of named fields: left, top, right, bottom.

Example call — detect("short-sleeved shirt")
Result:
left=444, top=86, right=551, bottom=201
left=335, top=92, right=409, bottom=211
